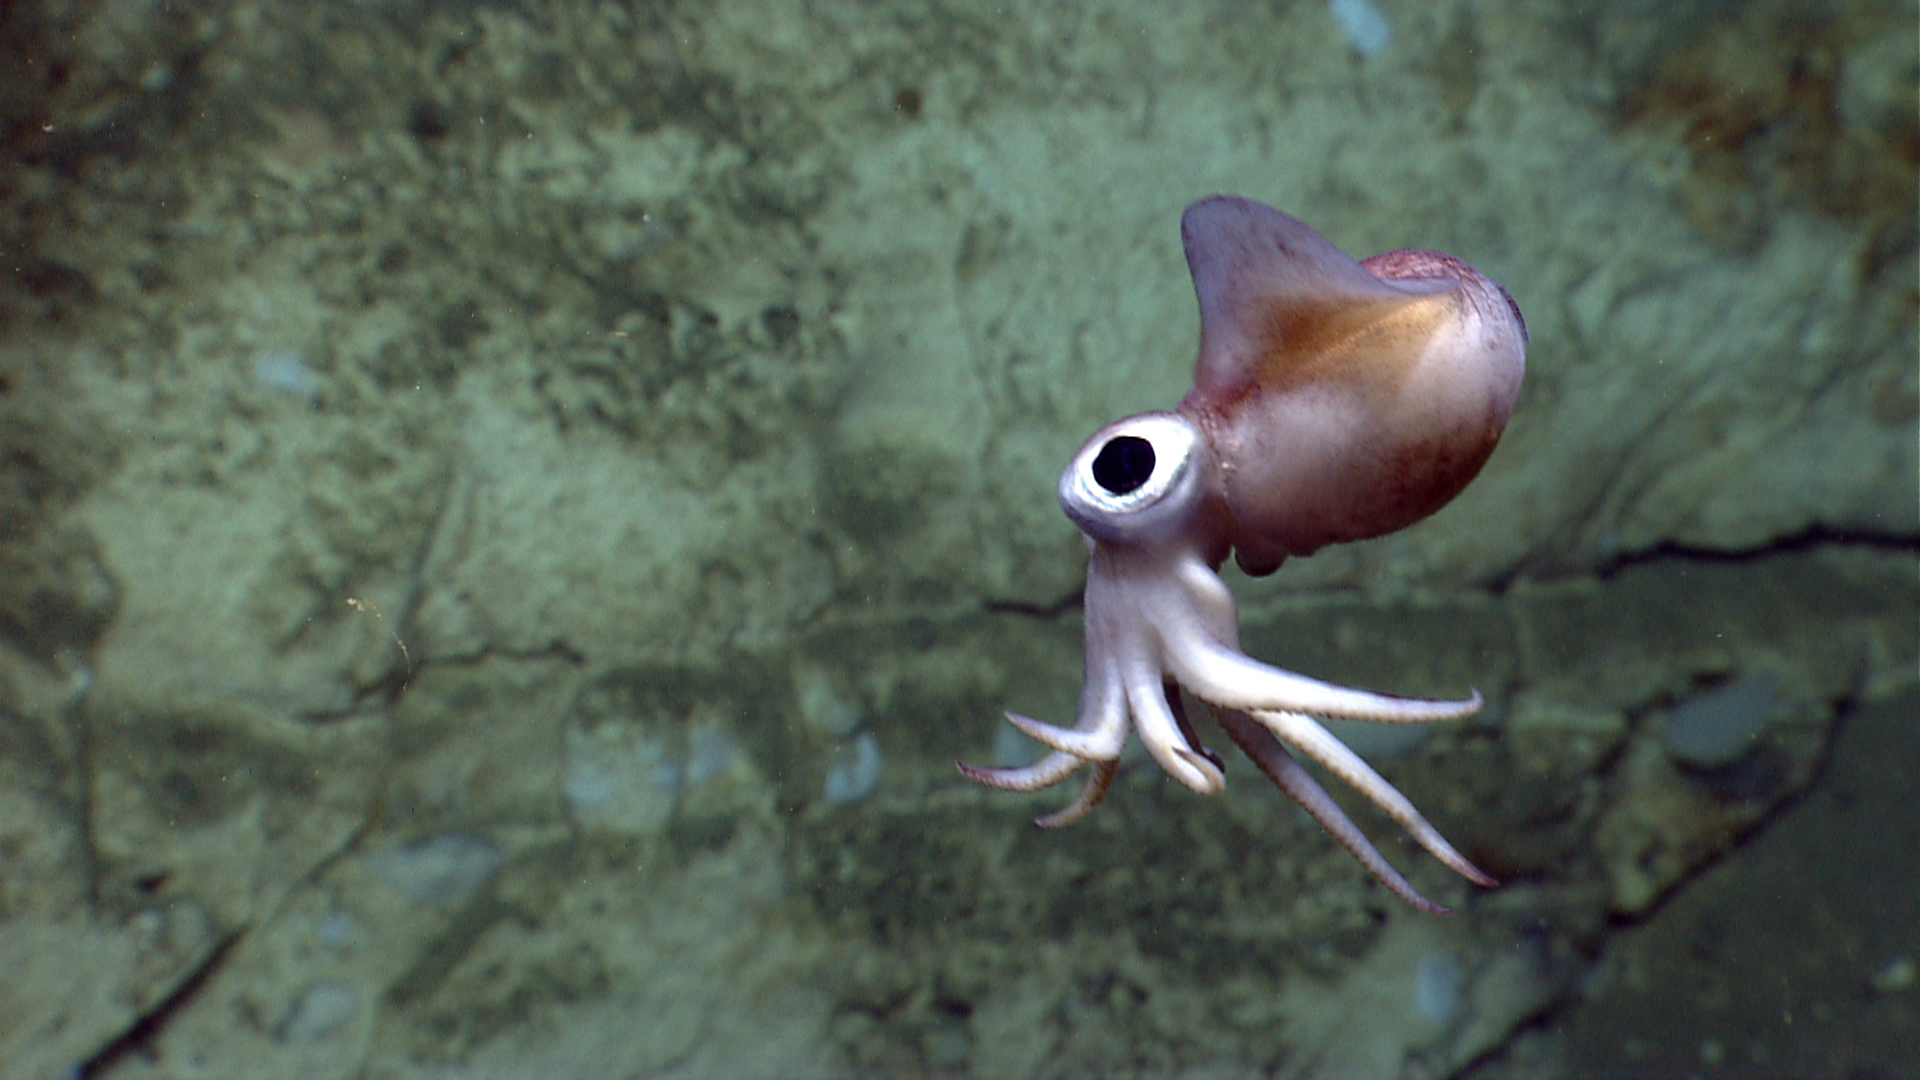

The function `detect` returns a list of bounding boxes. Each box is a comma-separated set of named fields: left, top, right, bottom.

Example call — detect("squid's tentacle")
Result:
left=1248, top=706, right=1496, bottom=888
left=1216, top=707, right=1455, bottom=914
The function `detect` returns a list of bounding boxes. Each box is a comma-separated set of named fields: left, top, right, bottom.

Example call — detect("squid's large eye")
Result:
left=1058, top=412, right=1210, bottom=546
left=1091, top=435, right=1157, bottom=495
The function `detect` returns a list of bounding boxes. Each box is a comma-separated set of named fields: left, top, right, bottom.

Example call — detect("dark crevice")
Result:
left=299, top=637, right=589, bottom=724
left=1590, top=525, right=1920, bottom=582
left=77, top=929, right=246, bottom=1079
left=988, top=527, right=1918, bottom=618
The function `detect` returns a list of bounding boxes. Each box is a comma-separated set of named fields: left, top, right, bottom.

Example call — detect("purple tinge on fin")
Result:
left=1180, top=195, right=1447, bottom=400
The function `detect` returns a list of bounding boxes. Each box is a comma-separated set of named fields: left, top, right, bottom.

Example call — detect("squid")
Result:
left=959, top=196, right=1527, bottom=913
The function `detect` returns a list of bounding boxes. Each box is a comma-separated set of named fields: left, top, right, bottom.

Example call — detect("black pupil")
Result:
left=1090, top=435, right=1156, bottom=495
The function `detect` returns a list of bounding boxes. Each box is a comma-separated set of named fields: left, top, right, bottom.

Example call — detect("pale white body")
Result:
left=959, top=198, right=1527, bottom=913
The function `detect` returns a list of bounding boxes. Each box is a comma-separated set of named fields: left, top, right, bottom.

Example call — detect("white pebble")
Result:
left=1661, top=673, right=1780, bottom=768
left=1871, top=956, right=1915, bottom=993
left=251, top=348, right=321, bottom=399
left=562, top=721, right=682, bottom=834
left=316, top=911, right=359, bottom=953
left=282, top=980, right=360, bottom=1044
left=823, top=731, right=883, bottom=805
left=1329, top=0, right=1392, bottom=60
left=365, top=834, right=503, bottom=906
left=684, top=723, right=739, bottom=787
left=1414, top=949, right=1464, bottom=1027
